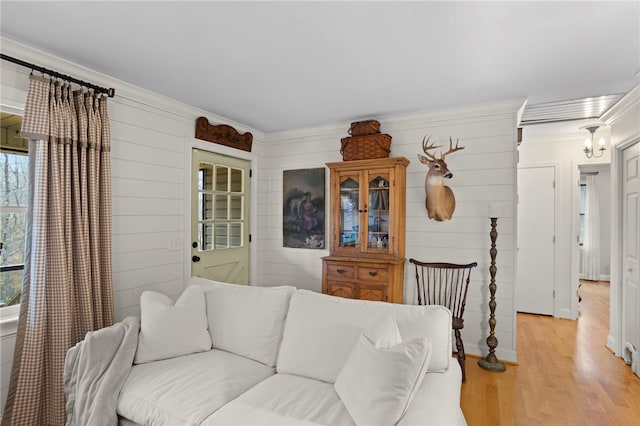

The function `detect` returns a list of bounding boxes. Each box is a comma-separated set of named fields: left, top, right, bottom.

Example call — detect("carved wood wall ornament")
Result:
left=195, top=116, right=253, bottom=152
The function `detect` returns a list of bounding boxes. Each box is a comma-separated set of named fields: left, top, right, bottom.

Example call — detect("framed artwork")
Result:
left=283, top=167, right=325, bottom=249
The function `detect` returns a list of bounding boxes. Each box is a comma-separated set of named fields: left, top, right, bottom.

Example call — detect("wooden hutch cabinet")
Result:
left=322, top=157, right=409, bottom=303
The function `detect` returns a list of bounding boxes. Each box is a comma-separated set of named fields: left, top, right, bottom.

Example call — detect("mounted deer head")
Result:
left=417, top=135, right=465, bottom=221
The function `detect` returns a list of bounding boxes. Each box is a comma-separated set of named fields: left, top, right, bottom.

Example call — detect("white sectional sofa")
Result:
left=114, top=277, right=466, bottom=426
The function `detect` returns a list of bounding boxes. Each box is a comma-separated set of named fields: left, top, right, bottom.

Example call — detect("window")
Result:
left=1, top=113, right=28, bottom=308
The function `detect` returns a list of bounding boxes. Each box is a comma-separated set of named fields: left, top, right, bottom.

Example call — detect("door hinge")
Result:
left=553, top=235, right=556, bottom=243
left=249, top=234, right=252, bottom=243
left=249, top=169, right=252, bottom=178
left=553, top=290, right=556, bottom=298
left=553, top=180, right=555, bottom=189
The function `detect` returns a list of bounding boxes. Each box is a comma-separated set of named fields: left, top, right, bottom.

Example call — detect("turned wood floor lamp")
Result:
left=478, top=206, right=506, bottom=372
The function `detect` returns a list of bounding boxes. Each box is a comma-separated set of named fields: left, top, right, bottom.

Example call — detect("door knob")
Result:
left=192, top=255, right=201, bottom=262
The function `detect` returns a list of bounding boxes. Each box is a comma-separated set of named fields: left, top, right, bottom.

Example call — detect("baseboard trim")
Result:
left=559, top=308, right=573, bottom=319
left=607, top=334, right=620, bottom=356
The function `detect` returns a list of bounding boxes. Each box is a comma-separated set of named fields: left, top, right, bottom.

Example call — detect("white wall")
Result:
left=260, top=101, right=523, bottom=362
left=0, top=333, right=15, bottom=415
left=518, top=122, right=612, bottom=319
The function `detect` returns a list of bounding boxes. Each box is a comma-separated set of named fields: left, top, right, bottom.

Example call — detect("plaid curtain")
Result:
left=2, top=75, right=115, bottom=426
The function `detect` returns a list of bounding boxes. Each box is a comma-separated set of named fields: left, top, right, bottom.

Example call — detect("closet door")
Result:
left=516, top=166, right=556, bottom=316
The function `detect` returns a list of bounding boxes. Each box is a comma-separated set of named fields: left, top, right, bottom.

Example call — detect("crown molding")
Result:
left=601, top=83, right=640, bottom=125
left=0, top=37, right=266, bottom=142
left=267, top=97, right=527, bottom=143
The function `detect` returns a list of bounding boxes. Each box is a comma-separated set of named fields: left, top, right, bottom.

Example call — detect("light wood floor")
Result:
left=460, top=280, right=640, bottom=426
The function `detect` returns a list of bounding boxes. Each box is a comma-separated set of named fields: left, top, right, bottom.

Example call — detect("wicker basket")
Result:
left=340, top=134, right=392, bottom=161
left=348, top=120, right=381, bottom=136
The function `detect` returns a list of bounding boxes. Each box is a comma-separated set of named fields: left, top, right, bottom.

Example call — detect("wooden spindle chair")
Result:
left=408, top=259, right=478, bottom=382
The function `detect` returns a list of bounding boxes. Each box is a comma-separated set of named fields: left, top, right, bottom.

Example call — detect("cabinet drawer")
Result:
left=325, top=262, right=356, bottom=279
left=357, top=266, right=389, bottom=283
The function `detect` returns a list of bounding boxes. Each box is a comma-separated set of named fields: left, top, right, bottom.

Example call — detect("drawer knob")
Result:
left=337, top=268, right=346, bottom=273
left=368, top=271, right=378, bottom=277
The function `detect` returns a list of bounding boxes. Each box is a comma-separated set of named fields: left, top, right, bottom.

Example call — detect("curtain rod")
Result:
left=1, top=53, right=115, bottom=98
left=581, top=172, right=599, bottom=176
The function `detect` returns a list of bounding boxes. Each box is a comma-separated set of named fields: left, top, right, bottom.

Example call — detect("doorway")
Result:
left=191, top=148, right=251, bottom=284
left=621, top=141, right=640, bottom=375
left=577, top=164, right=611, bottom=283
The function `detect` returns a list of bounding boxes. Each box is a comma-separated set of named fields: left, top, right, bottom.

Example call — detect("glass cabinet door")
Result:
left=339, top=175, right=360, bottom=248
left=367, top=173, right=390, bottom=251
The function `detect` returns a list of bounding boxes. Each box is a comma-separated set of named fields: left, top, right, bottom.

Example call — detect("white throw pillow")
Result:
left=134, top=285, right=212, bottom=364
left=334, top=333, right=432, bottom=426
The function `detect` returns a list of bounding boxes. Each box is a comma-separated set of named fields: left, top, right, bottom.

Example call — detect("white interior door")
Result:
left=622, top=142, right=640, bottom=375
left=191, top=149, right=250, bottom=284
left=517, top=166, right=555, bottom=315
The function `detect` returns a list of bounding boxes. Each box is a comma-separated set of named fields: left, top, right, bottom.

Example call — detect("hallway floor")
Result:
left=461, top=280, right=640, bottom=425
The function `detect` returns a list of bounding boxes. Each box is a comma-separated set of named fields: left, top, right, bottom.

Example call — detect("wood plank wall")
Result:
left=260, top=101, right=523, bottom=362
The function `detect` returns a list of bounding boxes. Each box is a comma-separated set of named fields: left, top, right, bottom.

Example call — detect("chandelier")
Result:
left=581, top=125, right=606, bottom=159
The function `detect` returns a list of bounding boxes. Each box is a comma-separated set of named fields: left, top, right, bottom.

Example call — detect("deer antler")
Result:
left=441, top=137, right=465, bottom=160
left=421, top=135, right=442, bottom=161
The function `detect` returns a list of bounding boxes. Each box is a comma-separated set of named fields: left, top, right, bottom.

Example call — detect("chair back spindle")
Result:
left=410, top=261, right=477, bottom=317
left=408, top=259, right=477, bottom=382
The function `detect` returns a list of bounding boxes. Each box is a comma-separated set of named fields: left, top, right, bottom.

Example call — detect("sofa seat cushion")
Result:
left=117, top=349, right=275, bottom=426
left=201, top=374, right=355, bottom=426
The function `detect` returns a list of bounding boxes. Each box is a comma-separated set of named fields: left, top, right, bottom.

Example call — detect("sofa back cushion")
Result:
left=277, top=290, right=452, bottom=383
left=191, top=277, right=296, bottom=367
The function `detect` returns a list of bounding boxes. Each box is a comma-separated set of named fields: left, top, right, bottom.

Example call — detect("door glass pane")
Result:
left=230, top=195, right=242, bottom=220
left=339, top=177, right=359, bottom=247
left=215, top=195, right=228, bottom=220
left=199, top=162, right=214, bottom=190
left=216, top=166, right=229, bottom=191
left=215, top=223, right=229, bottom=249
left=368, top=175, right=389, bottom=249
left=230, top=168, right=243, bottom=193
left=230, top=223, right=242, bottom=247
left=199, top=193, right=213, bottom=220
left=199, top=222, right=213, bottom=250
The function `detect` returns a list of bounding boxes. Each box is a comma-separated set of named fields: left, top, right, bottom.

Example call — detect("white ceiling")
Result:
left=1, top=1, right=639, bottom=133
